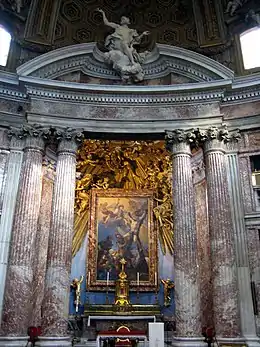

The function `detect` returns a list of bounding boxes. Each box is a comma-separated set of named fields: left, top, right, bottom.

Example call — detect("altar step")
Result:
left=73, top=340, right=148, bottom=347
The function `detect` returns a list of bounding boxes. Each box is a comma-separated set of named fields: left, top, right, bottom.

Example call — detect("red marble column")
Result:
left=0, top=126, right=49, bottom=340
left=200, top=127, right=241, bottom=340
left=39, top=129, right=83, bottom=346
left=166, top=130, right=203, bottom=346
left=30, top=158, right=56, bottom=327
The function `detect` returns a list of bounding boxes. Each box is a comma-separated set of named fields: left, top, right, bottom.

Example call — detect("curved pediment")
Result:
left=17, top=42, right=234, bottom=85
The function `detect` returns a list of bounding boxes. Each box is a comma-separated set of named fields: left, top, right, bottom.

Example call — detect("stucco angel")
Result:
left=96, top=8, right=150, bottom=82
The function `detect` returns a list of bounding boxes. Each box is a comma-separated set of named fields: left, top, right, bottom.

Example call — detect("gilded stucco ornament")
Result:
left=74, top=140, right=173, bottom=257
left=97, top=8, right=150, bottom=83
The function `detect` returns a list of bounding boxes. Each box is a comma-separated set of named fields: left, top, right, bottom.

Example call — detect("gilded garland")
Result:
left=73, top=140, right=173, bottom=256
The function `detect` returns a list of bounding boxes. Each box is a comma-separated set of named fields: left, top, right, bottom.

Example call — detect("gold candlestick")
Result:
left=136, top=287, right=140, bottom=304
left=71, top=275, right=84, bottom=313
left=105, top=286, right=109, bottom=304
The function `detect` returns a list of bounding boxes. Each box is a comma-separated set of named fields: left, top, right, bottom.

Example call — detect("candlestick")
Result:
left=105, top=271, right=110, bottom=304
left=137, top=272, right=140, bottom=286
left=86, top=272, right=90, bottom=305
left=107, top=271, right=109, bottom=287
left=88, top=271, right=90, bottom=287
left=155, top=271, right=157, bottom=286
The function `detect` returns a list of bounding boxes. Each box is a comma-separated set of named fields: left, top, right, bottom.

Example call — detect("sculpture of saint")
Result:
left=96, top=9, right=150, bottom=83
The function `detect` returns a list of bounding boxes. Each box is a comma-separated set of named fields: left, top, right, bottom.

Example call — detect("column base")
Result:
left=35, top=336, right=71, bottom=346
left=0, top=336, right=28, bottom=346
left=172, top=337, right=205, bottom=347
left=215, top=337, right=246, bottom=345
left=243, top=336, right=260, bottom=347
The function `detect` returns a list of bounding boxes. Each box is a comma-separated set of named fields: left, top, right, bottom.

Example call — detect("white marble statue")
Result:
left=97, top=8, right=150, bottom=83
left=245, top=10, right=260, bottom=26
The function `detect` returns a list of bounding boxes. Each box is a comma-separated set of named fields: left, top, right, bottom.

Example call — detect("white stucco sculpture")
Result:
left=97, top=8, right=150, bottom=83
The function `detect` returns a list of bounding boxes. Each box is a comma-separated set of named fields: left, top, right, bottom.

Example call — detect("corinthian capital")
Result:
left=166, top=129, right=196, bottom=145
left=54, top=127, right=84, bottom=154
left=8, top=124, right=52, bottom=151
left=8, top=124, right=51, bottom=140
left=198, top=126, right=232, bottom=144
left=165, top=129, right=197, bottom=154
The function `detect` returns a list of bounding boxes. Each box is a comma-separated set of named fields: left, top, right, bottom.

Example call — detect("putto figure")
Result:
left=96, top=8, right=150, bottom=83
left=161, top=278, right=175, bottom=307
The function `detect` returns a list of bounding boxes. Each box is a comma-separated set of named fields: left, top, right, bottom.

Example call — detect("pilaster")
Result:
left=165, top=129, right=204, bottom=347
left=38, top=128, right=83, bottom=347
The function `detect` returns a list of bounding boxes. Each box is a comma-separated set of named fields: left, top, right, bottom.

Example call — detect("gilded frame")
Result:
left=87, top=189, right=157, bottom=292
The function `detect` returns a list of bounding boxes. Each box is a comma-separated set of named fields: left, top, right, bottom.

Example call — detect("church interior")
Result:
left=0, top=0, right=260, bottom=346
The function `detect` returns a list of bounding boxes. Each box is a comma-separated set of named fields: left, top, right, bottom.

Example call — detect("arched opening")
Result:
left=240, top=27, right=260, bottom=70
left=0, top=25, right=11, bottom=67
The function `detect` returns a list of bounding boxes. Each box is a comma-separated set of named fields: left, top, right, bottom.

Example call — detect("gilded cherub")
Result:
left=92, top=177, right=109, bottom=190
left=161, top=279, right=175, bottom=307
left=75, top=191, right=89, bottom=215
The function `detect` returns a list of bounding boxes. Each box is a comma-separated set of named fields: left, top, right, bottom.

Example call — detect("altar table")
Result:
left=88, top=315, right=156, bottom=327
left=97, top=331, right=147, bottom=347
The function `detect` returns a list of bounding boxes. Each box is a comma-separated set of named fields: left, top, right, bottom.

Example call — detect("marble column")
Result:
left=226, top=137, right=260, bottom=347
left=165, top=130, right=204, bottom=347
left=38, top=129, right=83, bottom=347
left=0, top=134, right=24, bottom=325
left=30, top=156, right=56, bottom=327
left=200, top=127, right=241, bottom=342
left=0, top=130, right=10, bottom=218
left=0, top=126, right=50, bottom=347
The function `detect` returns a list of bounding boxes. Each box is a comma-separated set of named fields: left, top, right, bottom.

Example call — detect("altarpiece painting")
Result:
left=87, top=189, right=157, bottom=291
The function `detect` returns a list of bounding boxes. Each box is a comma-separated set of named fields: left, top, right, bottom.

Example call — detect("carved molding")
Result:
left=16, top=43, right=234, bottom=81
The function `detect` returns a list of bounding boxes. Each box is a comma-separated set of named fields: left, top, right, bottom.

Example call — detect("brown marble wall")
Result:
left=239, top=155, right=255, bottom=213
left=238, top=130, right=260, bottom=214
left=246, top=225, right=260, bottom=333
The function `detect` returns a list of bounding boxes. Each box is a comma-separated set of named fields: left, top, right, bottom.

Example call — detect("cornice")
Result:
left=21, top=76, right=227, bottom=105
left=0, top=50, right=260, bottom=106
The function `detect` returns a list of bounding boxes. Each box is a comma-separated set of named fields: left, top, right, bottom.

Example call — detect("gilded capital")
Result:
left=55, top=127, right=84, bottom=154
